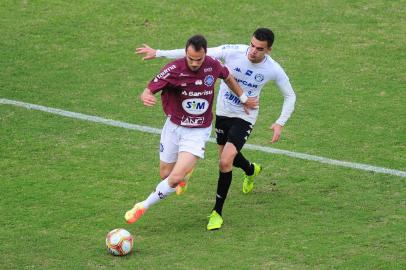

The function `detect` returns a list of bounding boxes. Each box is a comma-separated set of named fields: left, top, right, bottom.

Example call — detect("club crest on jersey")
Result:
left=255, top=73, right=264, bottom=82
left=204, top=75, right=214, bottom=86
left=182, top=98, right=209, bottom=115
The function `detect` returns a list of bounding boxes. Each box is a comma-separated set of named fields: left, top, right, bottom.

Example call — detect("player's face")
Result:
left=186, top=46, right=206, bottom=71
left=247, top=37, right=270, bottom=63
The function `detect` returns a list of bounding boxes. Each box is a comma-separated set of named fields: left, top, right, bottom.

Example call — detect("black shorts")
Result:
left=215, top=115, right=253, bottom=151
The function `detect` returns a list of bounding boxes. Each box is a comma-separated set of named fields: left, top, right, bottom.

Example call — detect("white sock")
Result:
left=143, top=178, right=175, bottom=209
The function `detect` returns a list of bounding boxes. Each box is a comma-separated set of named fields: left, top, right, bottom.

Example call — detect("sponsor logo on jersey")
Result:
left=156, top=64, right=176, bottom=79
left=234, top=67, right=242, bottom=73
left=181, top=83, right=187, bottom=87
left=180, top=116, right=205, bottom=126
left=204, top=67, right=212, bottom=73
left=236, top=78, right=258, bottom=88
left=245, top=70, right=253, bottom=76
left=224, top=91, right=241, bottom=105
left=195, top=80, right=203, bottom=85
left=179, top=72, right=190, bottom=77
left=160, top=143, right=164, bottom=152
left=182, top=90, right=213, bottom=97
left=204, top=75, right=214, bottom=86
left=182, top=98, right=209, bottom=115
left=255, top=73, right=264, bottom=82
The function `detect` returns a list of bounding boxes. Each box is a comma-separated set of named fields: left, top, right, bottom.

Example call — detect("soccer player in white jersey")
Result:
left=136, top=28, right=296, bottom=230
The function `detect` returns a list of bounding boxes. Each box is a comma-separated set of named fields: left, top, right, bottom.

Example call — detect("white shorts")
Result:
left=160, top=118, right=212, bottom=163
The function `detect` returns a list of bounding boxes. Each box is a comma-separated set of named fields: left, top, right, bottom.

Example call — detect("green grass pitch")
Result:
left=1, top=1, right=405, bottom=269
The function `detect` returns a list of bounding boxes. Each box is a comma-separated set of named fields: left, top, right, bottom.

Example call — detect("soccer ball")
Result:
left=106, top=228, right=133, bottom=256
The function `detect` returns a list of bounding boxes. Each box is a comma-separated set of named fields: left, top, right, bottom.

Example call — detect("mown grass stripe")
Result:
left=2, top=98, right=405, bottom=178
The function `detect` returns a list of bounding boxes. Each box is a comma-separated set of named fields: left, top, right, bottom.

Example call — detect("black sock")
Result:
left=213, top=171, right=232, bottom=216
left=233, top=152, right=254, bottom=175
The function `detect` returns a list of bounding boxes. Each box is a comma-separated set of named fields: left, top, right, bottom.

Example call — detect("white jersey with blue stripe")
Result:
left=208, top=44, right=292, bottom=124
left=156, top=44, right=296, bottom=125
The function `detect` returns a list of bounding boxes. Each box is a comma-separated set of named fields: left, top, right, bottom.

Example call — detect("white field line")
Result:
left=1, top=98, right=405, bottom=178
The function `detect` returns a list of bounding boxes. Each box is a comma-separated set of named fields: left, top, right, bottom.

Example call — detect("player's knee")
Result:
left=219, top=157, right=233, bottom=171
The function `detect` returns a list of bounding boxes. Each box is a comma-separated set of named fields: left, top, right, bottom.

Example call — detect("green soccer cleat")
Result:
left=125, top=202, right=147, bottom=224
left=207, top=210, right=223, bottom=231
left=242, top=163, right=262, bottom=194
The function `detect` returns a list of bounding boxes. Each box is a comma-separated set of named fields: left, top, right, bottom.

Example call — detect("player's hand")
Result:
left=135, top=44, right=157, bottom=60
left=270, top=123, right=283, bottom=143
left=243, top=97, right=259, bottom=114
left=140, top=88, right=156, bottom=106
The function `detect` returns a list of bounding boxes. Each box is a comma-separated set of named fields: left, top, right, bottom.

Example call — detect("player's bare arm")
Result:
left=136, top=44, right=157, bottom=60
left=140, top=88, right=156, bottom=106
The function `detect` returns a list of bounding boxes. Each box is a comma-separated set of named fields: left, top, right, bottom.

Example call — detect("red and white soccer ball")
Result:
left=106, top=228, right=133, bottom=256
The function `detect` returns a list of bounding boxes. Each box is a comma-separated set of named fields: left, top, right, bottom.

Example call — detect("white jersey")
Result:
left=156, top=44, right=296, bottom=125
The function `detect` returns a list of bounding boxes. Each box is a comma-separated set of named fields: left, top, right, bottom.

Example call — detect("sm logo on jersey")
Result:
left=182, top=98, right=209, bottom=115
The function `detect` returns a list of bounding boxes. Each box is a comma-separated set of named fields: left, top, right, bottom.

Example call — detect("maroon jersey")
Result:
left=147, top=56, right=230, bottom=128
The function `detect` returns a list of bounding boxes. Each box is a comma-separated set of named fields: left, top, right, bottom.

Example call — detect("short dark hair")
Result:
left=185, top=34, right=207, bottom=53
left=253, top=28, right=275, bottom=48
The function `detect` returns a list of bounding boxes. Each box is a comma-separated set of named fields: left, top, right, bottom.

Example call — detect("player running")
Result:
left=125, top=34, right=258, bottom=224
left=136, top=28, right=296, bottom=230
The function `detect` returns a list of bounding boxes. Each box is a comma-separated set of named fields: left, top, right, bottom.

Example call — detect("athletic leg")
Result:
left=233, top=152, right=254, bottom=176
left=160, top=161, right=175, bottom=180
left=214, top=142, right=238, bottom=215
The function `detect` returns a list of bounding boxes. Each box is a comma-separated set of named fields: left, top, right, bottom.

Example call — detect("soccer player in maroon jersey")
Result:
left=135, top=28, right=297, bottom=230
left=125, top=35, right=258, bottom=224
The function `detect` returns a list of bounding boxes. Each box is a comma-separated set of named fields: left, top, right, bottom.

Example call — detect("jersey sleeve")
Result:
left=275, top=79, right=296, bottom=126
left=216, top=59, right=230, bottom=79
left=148, top=78, right=168, bottom=94
left=206, top=46, right=226, bottom=60
left=147, top=63, right=177, bottom=94
left=156, top=49, right=185, bottom=59
left=273, top=62, right=290, bottom=86
left=157, top=45, right=228, bottom=61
